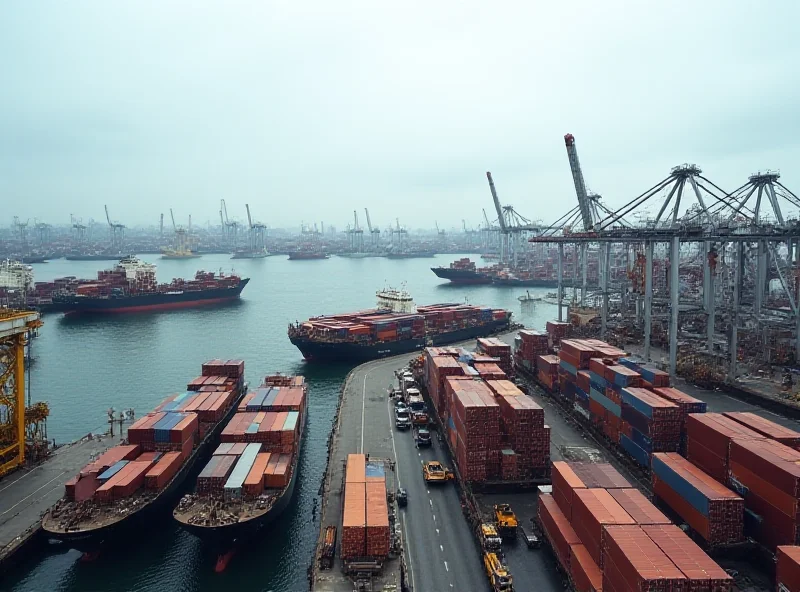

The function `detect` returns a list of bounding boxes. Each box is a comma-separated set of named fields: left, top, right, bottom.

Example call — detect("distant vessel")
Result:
left=289, top=287, right=512, bottom=363
left=386, top=250, right=436, bottom=259
left=0, top=259, right=33, bottom=290
left=173, top=375, right=307, bottom=556
left=41, top=360, right=246, bottom=553
left=518, top=290, right=540, bottom=303
left=161, top=248, right=202, bottom=260
left=65, top=251, right=130, bottom=261
left=431, top=258, right=492, bottom=285
left=288, top=252, right=329, bottom=260
left=337, top=252, right=372, bottom=259
left=52, top=257, right=249, bottom=314
left=231, top=249, right=270, bottom=259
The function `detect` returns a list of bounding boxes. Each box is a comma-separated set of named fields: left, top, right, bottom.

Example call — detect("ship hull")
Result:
left=386, top=252, right=436, bottom=259
left=42, top=392, right=243, bottom=553
left=174, top=412, right=306, bottom=549
left=56, top=280, right=249, bottom=314
left=431, top=267, right=492, bottom=284
left=288, top=253, right=329, bottom=260
left=291, top=318, right=510, bottom=363
left=231, top=252, right=269, bottom=259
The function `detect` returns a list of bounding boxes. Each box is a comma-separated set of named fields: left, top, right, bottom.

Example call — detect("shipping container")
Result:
left=607, top=488, right=671, bottom=526
left=602, top=525, right=686, bottom=591
left=643, top=524, right=732, bottom=590
left=569, top=543, right=603, bottom=592
left=723, top=411, right=800, bottom=449
left=571, top=488, right=636, bottom=567
left=777, top=546, right=800, bottom=592
left=538, top=494, right=581, bottom=574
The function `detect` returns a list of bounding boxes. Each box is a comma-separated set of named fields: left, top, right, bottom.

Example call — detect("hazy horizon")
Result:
left=3, top=1, right=799, bottom=229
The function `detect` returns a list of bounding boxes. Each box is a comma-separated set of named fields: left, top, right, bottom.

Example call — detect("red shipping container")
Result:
left=777, top=546, right=800, bottom=592
left=538, top=494, right=581, bottom=573
left=243, top=452, right=272, bottom=497
left=723, top=411, right=800, bottom=449
left=608, top=488, right=670, bottom=526
left=342, top=482, right=366, bottom=559
left=686, top=413, right=765, bottom=483
left=642, top=524, right=732, bottom=591
left=569, top=543, right=603, bottom=592
left=602, top=525, right=686, bottom=591
left=570, top=462, right=631, bottom=489
left=571, top=488, right=635, bottom=568
left=552, top=462, right=586, bottom=521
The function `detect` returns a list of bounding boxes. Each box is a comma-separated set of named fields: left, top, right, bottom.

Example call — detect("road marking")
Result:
left=429, top=500, right=433, bottom=507
left=433, top=514, right=436, bottom=521
left=436, top=528, right=440, bottom=535
left=440, top=544, right=444, bottom=552
left=360, top=372, right=368, bottom=453
left=763, top=410, right=782, bottom=418
left=387, top=396, right=402, bottom=489
left=427, top=490, right=430, bottom=494
left=401, top=512, right=417, bottom=592
left=0, top=471, right=67, bottom=517
left=444, top=561, right=449, bottom=572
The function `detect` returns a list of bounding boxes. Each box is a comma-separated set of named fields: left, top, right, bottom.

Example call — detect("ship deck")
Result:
left=0, top=431, right=125, bottom=569
left=173, top=489, right=282, bottom=527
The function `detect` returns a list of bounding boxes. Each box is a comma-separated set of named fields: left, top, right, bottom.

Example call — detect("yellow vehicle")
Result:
left=479, top=523, right=502, bottom=551
left=422, top=461, right=454, bottom=484
left=494, top=504, right=518, bottom=538
left=483, top=551, right=514, bottom=591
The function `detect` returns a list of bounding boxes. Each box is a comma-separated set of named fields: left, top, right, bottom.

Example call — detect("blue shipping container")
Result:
left=263, top=388, right=279, bottom=408
left=620, top=434, right=650, bottom=468
left=199, top=455, right=221, bottom=479
left=651, top=454, right=710, bottom=516
left=621, top=388, right=656, bottom=419
left=560, top=360, right=577, bottom=377
left=620, top=404, right=651, bottom=436
left=589, top=387, right=621, bottom=417
left=575, top=386, right=590, bottom=404
left=366, top=462, right=385, bottom=479
left=631, top=427, right=653, bottom=454
left=98, top=460, right=129, bottom=481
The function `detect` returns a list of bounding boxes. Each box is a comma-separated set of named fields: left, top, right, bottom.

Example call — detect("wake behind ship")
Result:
left=173, top=375, right=307, bottom=558
left=51, top=257, right=248, bottom=314
left=41, top=360, right=246, bottom=553
left=288, top=287, right=512, bottom=363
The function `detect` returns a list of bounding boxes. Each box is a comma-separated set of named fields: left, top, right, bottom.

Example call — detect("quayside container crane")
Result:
left=564, top=133, right=596, bottom=231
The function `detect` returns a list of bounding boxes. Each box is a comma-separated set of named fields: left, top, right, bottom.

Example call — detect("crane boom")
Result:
left=160, top=213, right=164, bottom=237
left=170, top=208, right=177, bottom=231
left=486, top=172, right=508, bottom=232
left=483, top=208, right=492, bottom=229
left=564, top=133, right=594, bottom=231
left=104, top=205, right=112, bottom=226
left=246, top=204, right=253, bottom=228
left=364, top=208, right=374, bottom=232
left=353, top=210, right=359, bottom=231
left=222, top=199, right=230, bottom=224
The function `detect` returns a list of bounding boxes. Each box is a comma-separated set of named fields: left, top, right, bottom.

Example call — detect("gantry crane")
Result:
left=436, top=221, right=446, bottom=237
left=564, top=134, right=601, bottom=231
left=0, top=310, right=46, bottom=477
left=485, top=172, right=536, bottom=266
left=105, top=205, right=125, bottom=251
left=245, top=204, right=267, bottom=253
left=347, top=210, right=364, bottom=253
left=364, top=208, right=380, bottom=250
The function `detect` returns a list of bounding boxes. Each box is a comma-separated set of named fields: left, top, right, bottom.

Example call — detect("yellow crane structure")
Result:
left=0, top=309, right=46, bottom=478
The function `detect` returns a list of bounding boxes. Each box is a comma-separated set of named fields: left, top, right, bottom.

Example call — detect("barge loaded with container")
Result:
left=173, top=375, right=307, bottom=559
left=50, top=257, right=248, bottom=314
left=288, top=287, right=512, bottom=363
left=41, top=360, right=246, bottom=552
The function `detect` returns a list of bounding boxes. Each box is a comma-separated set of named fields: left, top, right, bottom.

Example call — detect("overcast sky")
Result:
left=2, top=1, right=799, bottom=231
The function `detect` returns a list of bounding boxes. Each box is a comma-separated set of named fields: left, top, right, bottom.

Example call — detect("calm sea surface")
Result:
left=6, top=254, right=559, bottom=592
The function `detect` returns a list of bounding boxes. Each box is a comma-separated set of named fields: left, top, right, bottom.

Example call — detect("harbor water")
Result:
left=6, top=254, right=561, bottom=592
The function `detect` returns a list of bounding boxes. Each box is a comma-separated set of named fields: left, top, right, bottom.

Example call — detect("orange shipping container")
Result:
left=243, top=452, right=272, bottom=497
left=346, top=454, right=367, bottom=483
left=145, top=451, right=183, bottom=490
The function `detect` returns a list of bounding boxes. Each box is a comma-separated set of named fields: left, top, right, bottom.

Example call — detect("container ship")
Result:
left=50, top=257, right=248, bottom=314
left=173, top=375, right=307, bottom=563
left=385, top=250, right=436, bottom=259
left=431, top=258, right=492, bottom=284
left=288, top=251, right=329, bottom=260
left=41, top=360, right=246, bottom=552
left=288, top=287, right=512, bottom=363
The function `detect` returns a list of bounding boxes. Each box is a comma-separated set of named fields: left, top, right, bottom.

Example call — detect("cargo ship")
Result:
left=288, top=287, right=512, bottom=362
left=288, top=251, right=329, bottom=260
left=51, top=257, right=249, bottom=314
left=41, top=360, right=246, bottom=553
left=173, top=375, right=307, bottom=559
left=431, top=258, right=492, bottom=284
left=65, top=251, right=130, bottom=261
left=386, top=250, right=436, bottom=259
left=231, top=248, right=270, bottom=259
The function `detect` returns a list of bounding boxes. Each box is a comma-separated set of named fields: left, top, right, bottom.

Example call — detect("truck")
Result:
left=407, top=390, right=429, bottom=425
left=483, top=551, right=514, bottom=591
left=479, top=523, right=502, bottom=551
left=318, top=525, right=337, bottom=570
left=422, top=461, right=454, bottom=484
left=493, top=504, right=518, bottom=539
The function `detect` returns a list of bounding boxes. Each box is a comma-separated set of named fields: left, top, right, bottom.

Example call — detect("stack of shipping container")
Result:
left=540, top=461, right=732, bottom=592
left=516, top=327, right=800, bottom=556
left=341, top=454, right=390, bottom=561
left=777, top=546, right=800, bottom=591
left=514, top=330, right=549, bottom=373
left=192, top=378, right=307, bottom=502
left=476, top=337, right=513, bottom=377
left=422, top=343, right=550, bottom=484
left=64, top=360, right=244, bottom=504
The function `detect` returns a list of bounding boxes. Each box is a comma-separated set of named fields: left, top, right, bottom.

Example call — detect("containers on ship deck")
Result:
left=341, top=453, right=390, bottom=560
left=223, top=443, right=262, bottom=501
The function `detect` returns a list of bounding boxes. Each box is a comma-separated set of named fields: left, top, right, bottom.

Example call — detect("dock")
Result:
left=0, top=432, right=124, bottom=570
